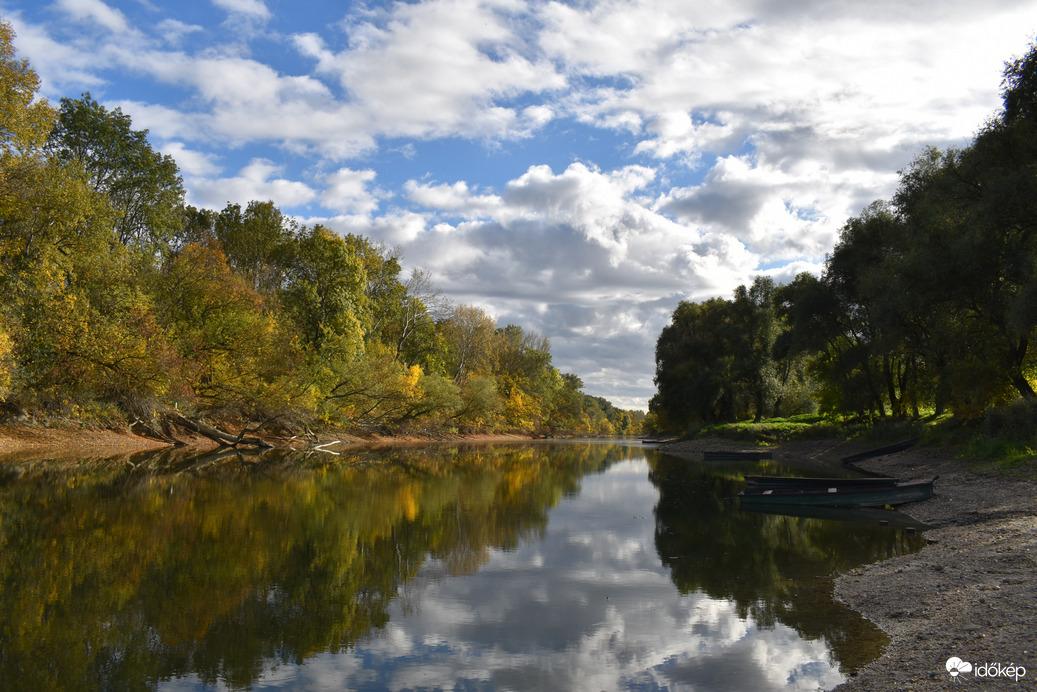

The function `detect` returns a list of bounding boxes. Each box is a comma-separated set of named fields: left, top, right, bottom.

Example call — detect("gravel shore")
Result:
left=659, top=438, right=1037, bottom=691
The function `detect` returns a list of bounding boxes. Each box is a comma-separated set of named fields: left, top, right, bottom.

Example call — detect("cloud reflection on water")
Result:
left=259, top=458, right=846, bottom=691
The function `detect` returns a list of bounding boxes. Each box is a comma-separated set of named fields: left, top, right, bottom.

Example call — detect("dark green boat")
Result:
left=743, top=475, right=897, bottom=491
left=738, top=477, right=936, bottom=508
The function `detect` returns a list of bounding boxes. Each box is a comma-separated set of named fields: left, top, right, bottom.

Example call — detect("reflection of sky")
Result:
left=162, top=458, right=845, bottom=691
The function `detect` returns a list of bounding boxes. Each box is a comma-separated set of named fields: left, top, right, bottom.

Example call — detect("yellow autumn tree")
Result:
left=0, top=20, right=53, bottom=156
left=156, top=241, right=302, bottom=413
left=0, top=22, right=162, bottom=409
left=0, top=317, right=13, bottom=399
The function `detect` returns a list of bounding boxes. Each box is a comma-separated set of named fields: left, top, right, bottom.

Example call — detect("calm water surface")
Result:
left=0, top=440, right=926, bottom=691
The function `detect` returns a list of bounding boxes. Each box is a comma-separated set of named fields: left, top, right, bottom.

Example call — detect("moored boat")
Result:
left=738, top=477, right=936, bottom=508
left=743, top=475, right=897, bottom=491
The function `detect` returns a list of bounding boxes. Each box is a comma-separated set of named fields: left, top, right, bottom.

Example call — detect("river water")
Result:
left=0, top=440, right=926, bottom=691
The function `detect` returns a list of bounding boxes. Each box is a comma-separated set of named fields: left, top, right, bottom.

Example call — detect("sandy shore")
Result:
left=660, top=438, right=1036, bottom=691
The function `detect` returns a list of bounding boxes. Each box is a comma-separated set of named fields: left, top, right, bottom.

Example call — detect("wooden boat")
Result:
left=738, top=477, right=936, bottom=508
left=840, top=438, right=919, bottom=465
left=743, top=475, right=897, bottom=491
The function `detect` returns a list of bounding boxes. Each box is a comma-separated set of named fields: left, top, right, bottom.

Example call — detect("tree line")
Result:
left=0, top=21, right=642, bottom=437
left=650, top=41, right=1037, bottom=430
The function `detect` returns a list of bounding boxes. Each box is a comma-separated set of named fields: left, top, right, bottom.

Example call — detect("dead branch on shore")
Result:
left=310, top=440, right=341, bottom=455
left=130, top=418, right=186, bottom=446
left=169, top=413, right=275, bottom=448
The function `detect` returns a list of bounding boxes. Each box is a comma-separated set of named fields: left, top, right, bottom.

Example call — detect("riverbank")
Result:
left=660, top=438, right=1037, bottom=691
left=0, top=422, right=177, bottom=460
left=0, top=421, right=545, bottom=463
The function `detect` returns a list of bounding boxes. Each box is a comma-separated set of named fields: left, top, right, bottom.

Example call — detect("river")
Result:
left=0, top=440, right=926, bottom=691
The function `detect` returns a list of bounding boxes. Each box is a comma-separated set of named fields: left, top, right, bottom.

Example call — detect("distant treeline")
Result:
left=650, top=41, right=1037, bottom=430
left=0, top=22, right=642, bottom=436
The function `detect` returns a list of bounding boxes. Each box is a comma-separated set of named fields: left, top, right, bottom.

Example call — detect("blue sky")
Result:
left=4, top=0, right=1037, bottom=410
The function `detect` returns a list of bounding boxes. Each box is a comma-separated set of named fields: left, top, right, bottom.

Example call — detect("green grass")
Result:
left=673, top=406, right=1037, bottom=477
left=689, top=413, right=849, bottom=445
left=691, top=412, right=946, bottom=445
left=960, top=437, right=1037, bottom=475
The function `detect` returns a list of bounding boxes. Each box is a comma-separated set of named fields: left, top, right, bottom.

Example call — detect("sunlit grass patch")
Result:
left=962, top=437, right=1037, bottom=475
left=692, top=413, right=846, bottom=444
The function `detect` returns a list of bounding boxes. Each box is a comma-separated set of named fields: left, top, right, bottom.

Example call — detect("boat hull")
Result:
left=743, top=475, right=897, bottom=491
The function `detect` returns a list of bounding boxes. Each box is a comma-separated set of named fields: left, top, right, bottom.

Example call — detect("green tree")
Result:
left=281, top=225, right=367, bottom=357
left=48, top=93, right=184, bottom=254
left=213, top=200, right=294, bottom=296
left=893, top=126, right=1037, bottom=413
left=452, top=375, right=503, bottom=430
left=651, top=298, right=739, bottom=428
left=494, top=325, right=552, bottom=388
left=385, top=269, right=447, bottom=368
left=342, top=234, right=406, bottom=339
left=0, top=20, right=62, bottom=281
left=1001, top=43, right=1037, bottom=124
left=731, top=277, right=778, bottom=422
left=653, top=279, right=796, bottom=429
left=440, top=304, right=497, bottom=385
left=821, top=202, right=923, bottom=417
left=491, top=324, right=556, bottom=430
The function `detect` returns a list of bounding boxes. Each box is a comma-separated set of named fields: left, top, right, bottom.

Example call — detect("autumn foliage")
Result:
left=0, top=21, right=642, bottom=436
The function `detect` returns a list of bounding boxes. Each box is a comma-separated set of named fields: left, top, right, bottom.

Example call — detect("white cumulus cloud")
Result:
left=187, top=159, right=317, bottom=210
left=212, top=0, right=271, bottom=20
left=56, top=0, right=130, bottom=33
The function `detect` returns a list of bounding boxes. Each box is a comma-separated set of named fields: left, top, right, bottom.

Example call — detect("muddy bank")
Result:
left=0, top=423, right=179, bottom=460
left=659, top=438, right=1037, bottom=691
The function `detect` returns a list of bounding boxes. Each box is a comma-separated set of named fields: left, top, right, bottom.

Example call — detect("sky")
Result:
left=3, top=0, right=1036, bottom=411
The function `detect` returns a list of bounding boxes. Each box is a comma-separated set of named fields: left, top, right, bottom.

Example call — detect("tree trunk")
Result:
left=1011, top=373, right=1037, bottom=399
left=1009, top=337, right=1036, bottom=399
left=170, top=413, right=274, bottom=448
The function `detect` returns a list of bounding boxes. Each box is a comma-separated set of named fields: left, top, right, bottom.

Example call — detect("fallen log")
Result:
left=170, top=413, right=274, bottom=448
left=131, top=418, right=185, bottom=447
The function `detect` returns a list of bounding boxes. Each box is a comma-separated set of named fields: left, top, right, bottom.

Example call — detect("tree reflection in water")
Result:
left=0, top=443, right=926, bottom=690
left=648, top=452, right=927, bottom=674
left=0, top=443, right=628, bottom=690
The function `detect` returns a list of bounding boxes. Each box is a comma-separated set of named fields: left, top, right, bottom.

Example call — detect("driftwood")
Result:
left=311, top=441, right=342, bottom=455
left=170, top=413, right=274, bottom=449
left=131, top=418, right=186, bottom=447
